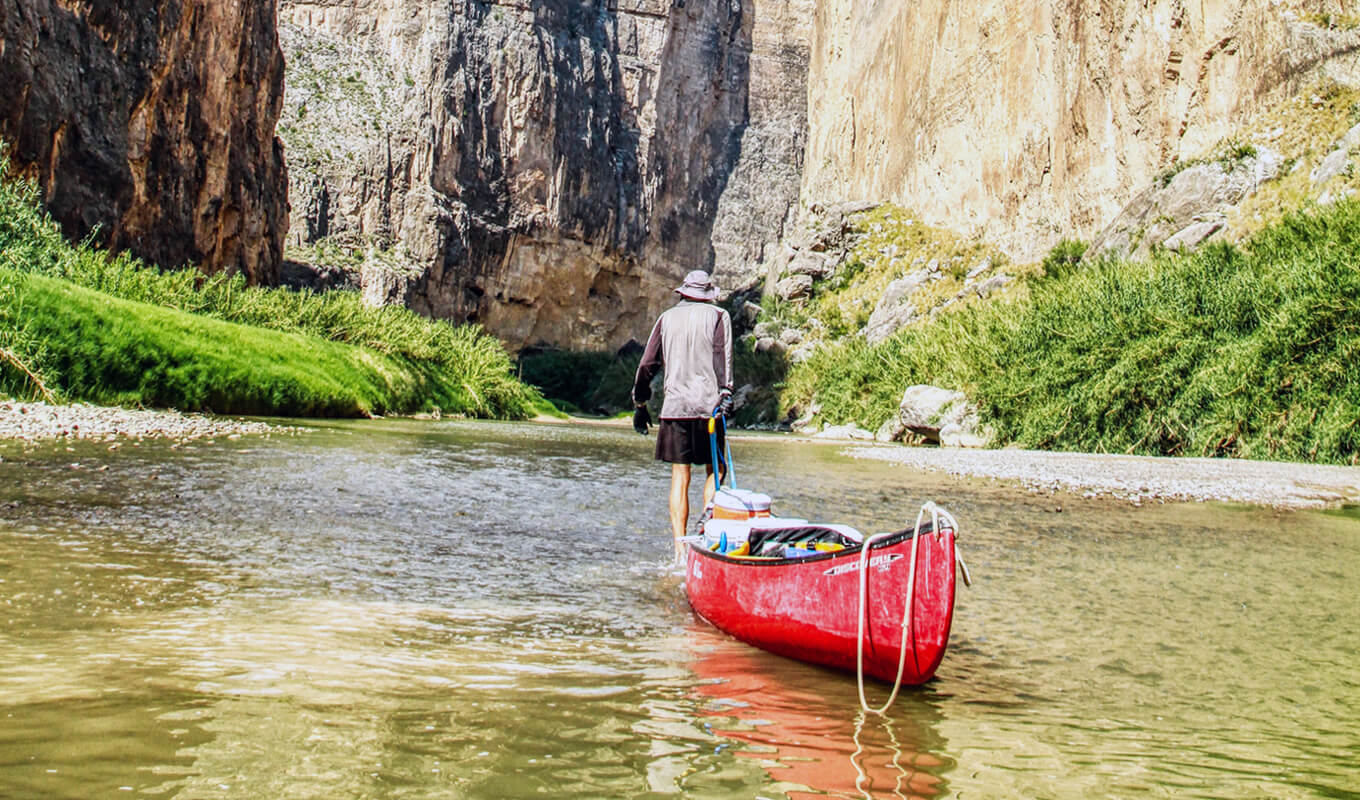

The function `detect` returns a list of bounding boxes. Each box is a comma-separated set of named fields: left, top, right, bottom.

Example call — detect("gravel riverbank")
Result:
left=843, top=444, right=1360, bottom=510
left=0, top=400, right=282, bottom=444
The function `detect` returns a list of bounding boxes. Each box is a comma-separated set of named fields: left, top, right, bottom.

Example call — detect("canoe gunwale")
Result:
left=688, top=520, right=945, bottom=567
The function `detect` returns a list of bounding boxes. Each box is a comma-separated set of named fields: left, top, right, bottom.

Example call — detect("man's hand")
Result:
left=717, top=388, right=733, bottom=417
left=633, top=404, right=652, bottom=435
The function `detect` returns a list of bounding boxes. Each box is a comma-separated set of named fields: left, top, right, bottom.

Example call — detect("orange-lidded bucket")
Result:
left=712, top=488, right=772, bottom=520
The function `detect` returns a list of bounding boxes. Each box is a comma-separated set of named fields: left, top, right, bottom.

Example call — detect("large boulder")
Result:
left=1090, top=146, right=1284, bottom=259
left=775, top=273, right=815, bottom=300
left=897, top=384, right=991, bottom=447
left=861, top=270, right=929, bottom=344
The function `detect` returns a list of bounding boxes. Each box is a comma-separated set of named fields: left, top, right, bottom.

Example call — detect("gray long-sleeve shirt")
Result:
left=632, top=300, right=734, bottom=419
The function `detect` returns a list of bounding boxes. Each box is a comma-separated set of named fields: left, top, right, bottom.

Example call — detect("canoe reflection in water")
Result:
left=687, top=625, right=951, bottom=799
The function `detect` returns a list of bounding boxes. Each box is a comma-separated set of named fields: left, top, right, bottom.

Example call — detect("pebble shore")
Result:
left=843, top=444, right=1360, bottom=510
left=6, top=400, right=1356, bottom=510
left=0, top=400, right=281, bottom=444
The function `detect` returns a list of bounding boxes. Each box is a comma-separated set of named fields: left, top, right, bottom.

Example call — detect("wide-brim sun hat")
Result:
left=675, top=269, right=718, bottom=301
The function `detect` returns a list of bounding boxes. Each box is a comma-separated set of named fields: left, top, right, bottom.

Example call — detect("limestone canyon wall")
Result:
left=14, top=0, right=1352, bottom=350
left=280, top=0, right=811, bottom=351
left=802, top=0, right=1360, bottom=262
left=0, top=0, right=287, bottom=281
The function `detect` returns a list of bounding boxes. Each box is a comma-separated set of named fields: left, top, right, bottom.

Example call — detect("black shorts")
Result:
left=656, top=417, right=726, bottom=465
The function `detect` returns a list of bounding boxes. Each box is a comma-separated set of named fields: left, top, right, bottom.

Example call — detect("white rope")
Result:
left=856, top=502, right=934, bottom=714
left=855, top=502, right=968, bottom=714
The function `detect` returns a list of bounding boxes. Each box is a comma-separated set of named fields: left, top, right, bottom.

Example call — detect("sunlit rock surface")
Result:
left=801, top=0, right=1360, bottom=262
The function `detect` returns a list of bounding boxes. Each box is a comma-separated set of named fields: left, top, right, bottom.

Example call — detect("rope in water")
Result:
left=855, top=502, right=964, bottom=714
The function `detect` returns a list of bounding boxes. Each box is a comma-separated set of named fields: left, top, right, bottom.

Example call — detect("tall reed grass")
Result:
left=786, top=202, right=1360, bottom=464
left=0, top=159, right=537, bottom=418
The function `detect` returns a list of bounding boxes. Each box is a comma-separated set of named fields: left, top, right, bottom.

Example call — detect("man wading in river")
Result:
left=632, top=270, right=734, bottom=562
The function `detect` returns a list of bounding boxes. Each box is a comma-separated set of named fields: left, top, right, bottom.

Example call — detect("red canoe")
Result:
left=685, top=509, right=959, bottom=686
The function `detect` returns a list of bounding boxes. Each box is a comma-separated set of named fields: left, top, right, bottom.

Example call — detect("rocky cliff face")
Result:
left=801, top=0, right=1360, bottom=262
left=280, top=0, right=810, bottom=351
left=0, top=0, right=288, bottom=282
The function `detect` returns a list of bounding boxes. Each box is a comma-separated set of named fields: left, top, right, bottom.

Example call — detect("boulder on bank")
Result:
left=787, top=250, right=834, bottom=279
left=775, top=273, right=814, bottom=300
left=897, top=384, right=991, bottom=448
left=1090, top=145, right=1284, bottom=259
left=754, top=337, right=787, bottom=355
left=875, top=415, right=907, bottom=443
left=1311, top=122, right=1360, bottom=187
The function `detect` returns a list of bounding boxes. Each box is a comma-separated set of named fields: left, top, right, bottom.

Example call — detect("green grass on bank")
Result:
left=0, top=160, right=537, bottom=418
left=785, top=202, right=1360, bottom=464
left=3, top=268, right=438, bottom=415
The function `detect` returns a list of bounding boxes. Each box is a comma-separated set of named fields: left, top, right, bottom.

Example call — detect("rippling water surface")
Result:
left=1, top=419, right=1356, bottom=798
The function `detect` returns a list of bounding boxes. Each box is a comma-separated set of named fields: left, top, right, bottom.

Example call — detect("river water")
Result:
left=0, top=420, right=1356, bottom=799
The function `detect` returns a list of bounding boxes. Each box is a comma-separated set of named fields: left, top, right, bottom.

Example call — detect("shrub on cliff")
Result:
left=785, top=202, right=1360, bottom=464
left=0, top=159, right=537, bottom=418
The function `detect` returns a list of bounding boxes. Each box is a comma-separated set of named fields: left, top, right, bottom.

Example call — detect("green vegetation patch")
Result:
left=760, top=205, right=1014, bottom=345
left=0, top=159, right=536, bottom=418
left=1304, top=12, right=1360, bottom=31
left=1, top=268, right=428, bottom=415
left=784, top=202, right=1360, bottom=464
left=516, top=349, right=629, bottom=415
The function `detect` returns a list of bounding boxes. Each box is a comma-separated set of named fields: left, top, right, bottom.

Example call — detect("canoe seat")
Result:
left=747, top=524, right=864, bottom=557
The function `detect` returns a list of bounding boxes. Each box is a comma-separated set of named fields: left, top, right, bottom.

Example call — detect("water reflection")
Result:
left=688, top=624, right=949, bottom=799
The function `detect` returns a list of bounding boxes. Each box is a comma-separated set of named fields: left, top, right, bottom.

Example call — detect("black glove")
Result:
left=633, top=384, right=651, bottom=406
left=717, top=389, right=733, bottom=417
left=632, top=404, right=652, bottom=435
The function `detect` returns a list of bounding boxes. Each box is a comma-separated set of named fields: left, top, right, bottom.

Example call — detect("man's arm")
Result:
left=632, top=316, right=664, bottom=405
left=712, top=308, right=733, bottom=394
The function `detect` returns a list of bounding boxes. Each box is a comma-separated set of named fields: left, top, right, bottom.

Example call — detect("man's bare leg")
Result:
left=669, top=463, right=691, bottom=562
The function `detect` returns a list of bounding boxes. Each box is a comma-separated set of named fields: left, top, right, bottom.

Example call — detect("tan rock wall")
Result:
left=802, top=0, right=1360, bottom=261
